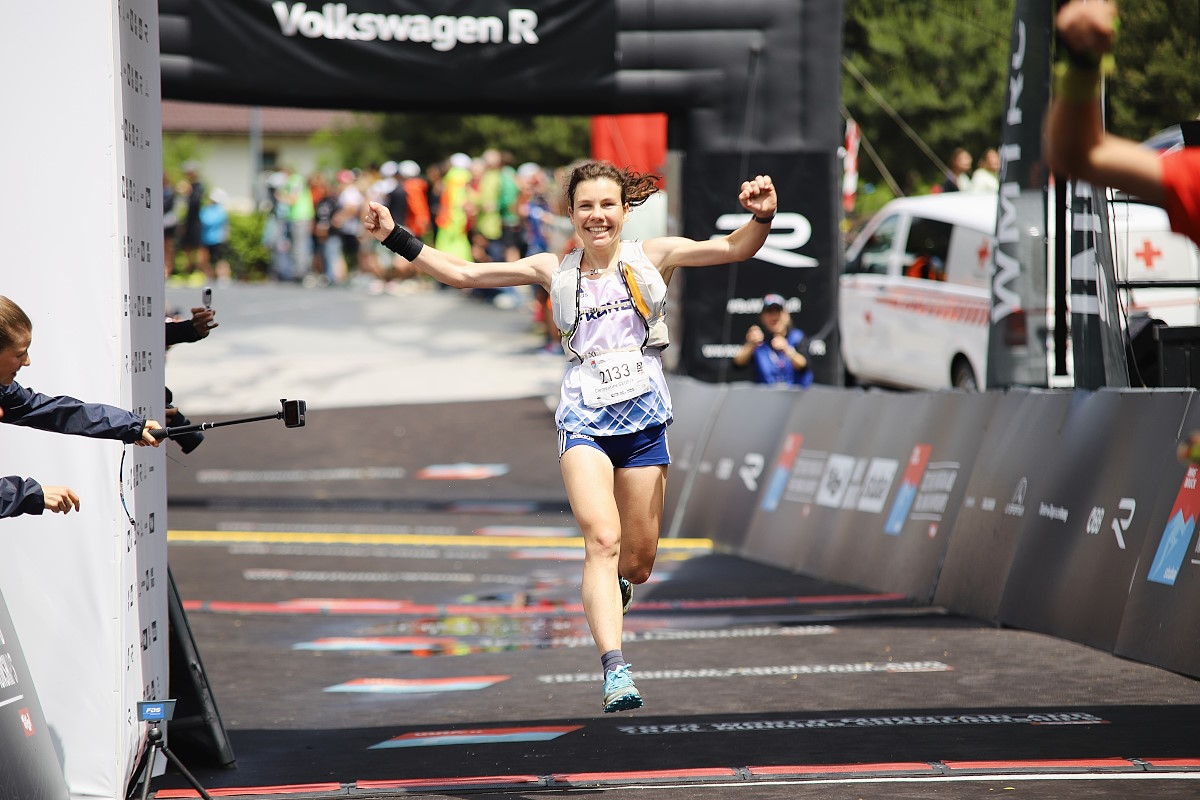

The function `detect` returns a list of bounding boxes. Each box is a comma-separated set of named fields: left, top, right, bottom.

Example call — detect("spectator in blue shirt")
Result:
left=733, top=293, right=813, bottom=387
left=0, top=296, right=162, bottom=518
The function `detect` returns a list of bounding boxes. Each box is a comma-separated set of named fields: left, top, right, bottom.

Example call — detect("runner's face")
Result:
left=570, top=178, right=627, bottom=248
left=0, top=330, right=31, bottom=385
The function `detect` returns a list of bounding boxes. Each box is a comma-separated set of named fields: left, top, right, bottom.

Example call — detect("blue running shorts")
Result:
left=558, top=424, right=670, bottom=468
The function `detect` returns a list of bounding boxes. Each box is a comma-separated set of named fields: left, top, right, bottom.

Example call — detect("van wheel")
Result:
left=952, top=359, right=978, bottom=391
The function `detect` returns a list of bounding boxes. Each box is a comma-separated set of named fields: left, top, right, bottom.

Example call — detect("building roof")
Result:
left=161, top=100, right=357, bottom=135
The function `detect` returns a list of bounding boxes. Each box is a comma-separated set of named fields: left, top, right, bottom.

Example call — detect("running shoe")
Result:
left=619, top=576, right=633, bottom=615
left=602, top=663, right=643, bottom=713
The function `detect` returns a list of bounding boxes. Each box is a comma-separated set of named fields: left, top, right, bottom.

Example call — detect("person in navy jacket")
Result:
left=0, top=295, right=162, bottom=518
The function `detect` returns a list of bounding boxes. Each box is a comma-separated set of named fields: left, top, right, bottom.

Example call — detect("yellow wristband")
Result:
left=1053, top=61, right=1101, bottom=104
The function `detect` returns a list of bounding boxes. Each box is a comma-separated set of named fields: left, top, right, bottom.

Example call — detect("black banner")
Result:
left=742, top=390, right=994, bottom=602
left=932, top=389, right=1074, bottom=622
left=0, top=587, right=69, bottom=800
left=678, top=151, right=840, bottom=386
left=668, top=383, right=797, bottom=550
left=998, top=390, right=1188, bottom=650
left=161, top=0, right=616, bottom=111
left=842, top=390, right=997, bottom=601
left=741, top=385, right=852, bottom=568
left=986, top=0, right=1052, bottom=388
left=1115, top=395, right=1200, bottom=679
left=1069, top=184, right=1131, bottom=388
left=661, top=376, right=728, bottom=539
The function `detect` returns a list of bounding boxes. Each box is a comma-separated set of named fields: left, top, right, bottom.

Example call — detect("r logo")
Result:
left=712, top=213, right=818, bottom=268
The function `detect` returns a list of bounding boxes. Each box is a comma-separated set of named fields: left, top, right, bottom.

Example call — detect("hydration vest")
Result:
left=550, top=241, right=670, bottom=362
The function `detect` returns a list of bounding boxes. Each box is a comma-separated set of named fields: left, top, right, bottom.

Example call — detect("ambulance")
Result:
left=838, top=191, right=1200, bottom=390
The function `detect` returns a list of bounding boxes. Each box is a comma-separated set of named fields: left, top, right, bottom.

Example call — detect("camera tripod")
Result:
left=135, top=722, right=212, bottom=800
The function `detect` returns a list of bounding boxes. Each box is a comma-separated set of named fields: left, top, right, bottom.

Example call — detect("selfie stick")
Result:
left=151, top=398, right=306, bottom=441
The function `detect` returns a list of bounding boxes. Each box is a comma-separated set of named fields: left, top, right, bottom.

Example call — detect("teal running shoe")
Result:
left=619, top=576, right=633, bottom=615
left=602, top=663, right=643, bottom=713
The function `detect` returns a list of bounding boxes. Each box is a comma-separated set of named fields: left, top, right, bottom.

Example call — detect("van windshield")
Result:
left=844, top=214, right=898, bottom=275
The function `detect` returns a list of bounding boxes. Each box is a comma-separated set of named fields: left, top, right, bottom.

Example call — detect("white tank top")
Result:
left=554, top=271, right=672, bottom=436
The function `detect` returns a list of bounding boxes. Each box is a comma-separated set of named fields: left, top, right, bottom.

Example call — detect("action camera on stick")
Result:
left=151, top=398, right=306, bottom=442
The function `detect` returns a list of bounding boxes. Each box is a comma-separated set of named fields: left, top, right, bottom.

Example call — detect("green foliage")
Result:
left=842, top=0, right=1200, bottom=195
left=226, top=212, right=272, bottom=281
left=162, top=134, right=208, bottom=184
left=313, top=113, right=591, bottom=171
left=843, top=0, right=1013, bottom=194
left=310, top=115, right=387, bottom=172
left=1104, top=3, right=1200, bottom=140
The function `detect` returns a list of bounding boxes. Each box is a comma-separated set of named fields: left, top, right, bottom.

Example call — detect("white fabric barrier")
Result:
left=0, top=2, right=167, bottom=798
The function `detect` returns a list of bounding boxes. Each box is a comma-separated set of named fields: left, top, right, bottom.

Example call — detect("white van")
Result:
left=839, top=192, right=1200, bottom=390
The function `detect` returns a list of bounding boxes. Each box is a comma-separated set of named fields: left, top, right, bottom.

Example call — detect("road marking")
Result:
left=196, top=466, right=406, bottom=483
left=168, top=529, right=713, bottom=550
left=325, top=676, right=509, bottom=694
left=541, top=661, right=952, bottom=684
left=371, top=725, right=581, bottom=749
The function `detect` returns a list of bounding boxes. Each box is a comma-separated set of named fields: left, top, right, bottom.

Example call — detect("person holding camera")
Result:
left=0, top=295, right=163, bottom=518
left=365, top=160, right=777, bottom=713
left=732, top=293, right=813, bottom=387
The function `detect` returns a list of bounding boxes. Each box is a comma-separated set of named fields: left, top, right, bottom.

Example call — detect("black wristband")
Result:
left=753, top=214, right=775, bottom=224
left=382, top=225, right=424, bottom=261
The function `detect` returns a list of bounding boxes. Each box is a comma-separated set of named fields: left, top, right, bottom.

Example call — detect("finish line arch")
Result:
left=159, top=0, right=846, bottom=383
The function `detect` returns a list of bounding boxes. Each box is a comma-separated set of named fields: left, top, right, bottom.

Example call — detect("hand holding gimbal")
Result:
left=151, top=398, right=306, bottom=441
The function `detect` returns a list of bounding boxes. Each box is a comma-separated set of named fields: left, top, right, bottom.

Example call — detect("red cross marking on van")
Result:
left=1135, top=239, right=1163, bottom=269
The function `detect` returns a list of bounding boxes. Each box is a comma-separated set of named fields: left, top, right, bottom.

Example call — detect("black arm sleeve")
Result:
left=166, top=319, right=204, bottom=347
left=0, top=476, right=44, bottom=518
left=0, top=382, right=145, bottom=443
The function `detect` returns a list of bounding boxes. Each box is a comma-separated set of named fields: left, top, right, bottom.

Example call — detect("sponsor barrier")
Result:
left=667, top=377, right=1200, bottom=678
left=1116, top=393, right=1200, bottom=675
left=931, top=389, right=1075, bottom=622
left=669, top=384, right=798, bottom=550
left=997, top=390, right=1192, bottom=651
left=660, top=376, right=728, bottom=538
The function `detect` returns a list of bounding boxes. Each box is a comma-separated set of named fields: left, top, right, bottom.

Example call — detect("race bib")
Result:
left=580, top=350, right=651, bottom=408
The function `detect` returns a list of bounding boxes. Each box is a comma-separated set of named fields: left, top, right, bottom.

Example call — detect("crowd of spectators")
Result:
left=246, top=151, right=576, bottom=300
left=164, top=151, right=579, bottom=351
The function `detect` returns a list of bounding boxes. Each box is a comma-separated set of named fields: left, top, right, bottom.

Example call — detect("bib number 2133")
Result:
left=580, top=350, right=651, bottom=408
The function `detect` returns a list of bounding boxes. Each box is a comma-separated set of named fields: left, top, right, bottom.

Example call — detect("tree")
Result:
left=1105, top=2, right=1200, bottom=140
left=843, top=0, right=1013, bottom=194
left=842, top=0, right=1200, bottom=195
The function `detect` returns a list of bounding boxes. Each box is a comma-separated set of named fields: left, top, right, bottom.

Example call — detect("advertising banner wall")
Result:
left=0, top=2, right=168, bottom=797
left=673, top=381, right=1200, bottom=678
left=997, top=390, right=1190, bottom=651
left=931, top=390, right=1074, bottom=622
left=668, top=384, right=798, bottom=547
left=661, top=377, right=728, bottom=539
left=1116, top=395, right=1200, bottom=678
left=826, top=390, right=996, bottom=601
left=739, top=390, right=992, bottom=601
left=740, top=386, right=862, bottom=569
